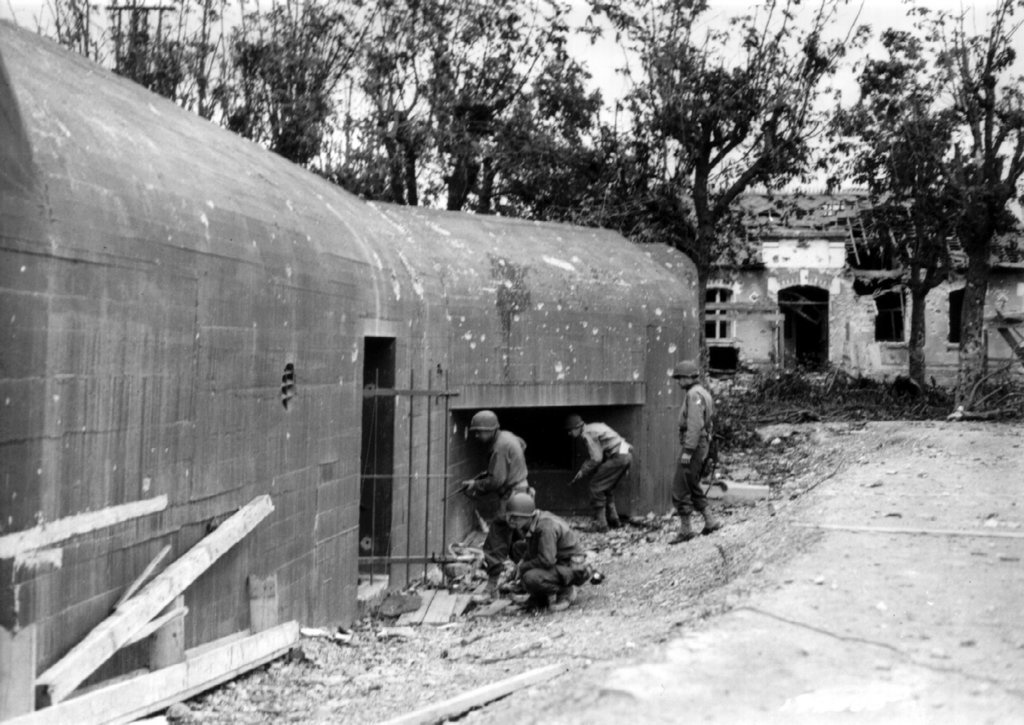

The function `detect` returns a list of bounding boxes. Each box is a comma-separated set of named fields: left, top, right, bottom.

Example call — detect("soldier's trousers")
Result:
left=671, top=441, right=709, bottom=516
left=587, top=451, right=632, bottom=509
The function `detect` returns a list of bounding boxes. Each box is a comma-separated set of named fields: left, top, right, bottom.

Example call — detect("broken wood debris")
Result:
left=113, top=545, right=172, bottom=610
left=0, top=496, right=169, bottom=561
left=377, top=662, right=570, bottom=725
left=35, top=495, right=275, bottom=706
left=6, top=621, right=299, bottom=725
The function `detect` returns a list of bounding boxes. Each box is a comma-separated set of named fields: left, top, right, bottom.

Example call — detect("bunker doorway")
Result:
left=778, top=286, right=829, bottom=370
left=452, top=405, right=642, bottom=519
left=359, top=337, right=396, bottom=577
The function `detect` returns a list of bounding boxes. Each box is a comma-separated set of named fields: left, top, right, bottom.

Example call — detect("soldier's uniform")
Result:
left=574, top=422, right=632, bottom=531
left=515, top=510, right=588, bottom=609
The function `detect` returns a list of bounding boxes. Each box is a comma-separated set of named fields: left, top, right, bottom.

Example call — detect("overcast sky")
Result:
left=1, top=0, right=1010, bottom=107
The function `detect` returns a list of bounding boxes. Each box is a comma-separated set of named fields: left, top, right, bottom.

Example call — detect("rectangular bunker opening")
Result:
left=451, top=405, right=642, bottom=519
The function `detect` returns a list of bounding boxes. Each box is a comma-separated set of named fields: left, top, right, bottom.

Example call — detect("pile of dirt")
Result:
left=177, top=422, right=866, bottom=724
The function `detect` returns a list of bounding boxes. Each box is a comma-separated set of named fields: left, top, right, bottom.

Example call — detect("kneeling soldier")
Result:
left=506, top=493, right=589, bottom=612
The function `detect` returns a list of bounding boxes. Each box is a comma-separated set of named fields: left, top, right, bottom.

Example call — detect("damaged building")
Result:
left=667, top=193, right=1024, bottom=382
left=0, top=23, right=698, bottom=717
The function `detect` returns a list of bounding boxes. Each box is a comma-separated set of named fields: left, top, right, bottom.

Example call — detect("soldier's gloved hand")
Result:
left=679, top=452, right=692, bottom=465
left=462, top=479, right=479, bottom=496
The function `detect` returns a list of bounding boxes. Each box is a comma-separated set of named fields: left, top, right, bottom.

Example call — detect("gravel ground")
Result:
left=178, top=422, right=875, bottom=724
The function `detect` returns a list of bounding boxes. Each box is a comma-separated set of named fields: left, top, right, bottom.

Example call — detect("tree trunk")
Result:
left=955, top=250, right=990, bottom=407
left=908, top=285, right=928, bottom=387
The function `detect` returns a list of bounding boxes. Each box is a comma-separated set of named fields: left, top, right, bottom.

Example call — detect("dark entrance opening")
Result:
left=778, top=286, right=829, bottom=370
left=451, top=405, right=641, bottom=519
left=360, top=337, right=395, bottom=576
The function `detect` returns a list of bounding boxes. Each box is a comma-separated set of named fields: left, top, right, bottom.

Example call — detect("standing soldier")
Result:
left=565, top=414, right=633, bottom=532
left=461, top=410, right=532, bottom=603
left=669, top=360, right=722, bottom=544
left=506, top=493, right=589, bottom=612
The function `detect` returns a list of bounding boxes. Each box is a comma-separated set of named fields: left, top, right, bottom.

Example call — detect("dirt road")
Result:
left=186, top=420, right=1024, bottom=724
left=470, top=421, right=1024, bottom=724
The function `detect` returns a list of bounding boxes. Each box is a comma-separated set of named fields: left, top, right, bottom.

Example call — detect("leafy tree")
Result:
left=423, top=0, right=574, bottom=211
left=589, top=0, right=865, bottom=366
left=920, top=0, right=1024, bottom=406
left=219, top=0, right=367, bottom=166
left=832, top=29, right=958, bottom=388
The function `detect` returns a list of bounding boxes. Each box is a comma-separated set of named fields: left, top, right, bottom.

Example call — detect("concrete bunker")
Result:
left=0, top=22, right=699, bottom=708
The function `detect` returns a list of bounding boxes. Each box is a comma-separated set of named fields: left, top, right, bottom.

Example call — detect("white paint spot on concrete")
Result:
left=668, top=343, right=678, bottom=354
left=17, top=548, right=62, bottom=571
left=148, top=103, right=161, bottom=116
left=286, top=199, right=295, bottom=212
left=469, top=342, right=477, bottom=349
left=633, top=370, right=640, bottom=380
left=199, top=213, right=210, bottom=236
left=52, top=395, right=59, bottom=403
left=655, top=308, right=663, bottom=316
left=464, top=332, right=474, bottom=340
left=536, top=303, right=545, bottom=310
left=592, top=327, right=599, bottom=335
left=20, top=265, right=26, bottom=273
left=351, top=345, right=360, bottom=363
left=206, top=200, right=215, bottom=209
left=542, top=256, right=576, bottom=272
left=285, top=266, right=293, bottom=279
left=142, top=476, right=151, bottom=493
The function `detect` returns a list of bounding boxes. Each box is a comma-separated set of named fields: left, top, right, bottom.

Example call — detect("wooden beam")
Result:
left=113, top=545, right=172, bottom=610
left=378, top=663, right=569, bottom=725
left=121, top=603, right=187, bottom=650
left=247, top=574, right=278, bottom=633
left=7, top=622, right=299, bottom=725
left=0, top=625, right=36, bottom=720
left=35, top=495, right=274, bottom=705
left=0, top=497, right=168, bottom=559
left=148, top=597, right=186, bottom=669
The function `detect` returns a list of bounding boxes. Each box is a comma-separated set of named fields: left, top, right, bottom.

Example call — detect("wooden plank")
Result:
left=378, top=663, right=569, bottom=725
left=121, top=603, right=187, bottom=649
left=148, top=597, right=186, bottom=669
left=6, top=621, right=299, bottom=725
left=36, top=495, right=275, bottom=705
left=247, top=574, right=278, bottom=632
left=0, top=624, right=36, bottom=720
left=113, top=545, right=171, bottom=610
left=451, top=594, right=472, bottom=619
left=0, top=496, right=168, bottom=559
left=421, top=591, right=459, bottom=625
left=396, top=590, right=436, bottom=626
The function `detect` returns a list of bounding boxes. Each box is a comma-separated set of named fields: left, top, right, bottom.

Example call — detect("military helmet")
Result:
left=506, top=492, right=536, bottom=518
left=672, top=360, right=700, bottom=379
left=469, top=409, right=500, bottom=431
left=564, top=413, right=584, bottom=431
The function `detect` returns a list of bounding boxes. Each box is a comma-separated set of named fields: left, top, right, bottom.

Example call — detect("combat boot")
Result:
left=591, top=507, right=609, bottom=533
left=669, top=513, right=697, bottom=545
left=549, top=585, right=577, bottom=612
left=606, top=501, right=622, bottom=529
left=701, top=507, right=723, bottom=535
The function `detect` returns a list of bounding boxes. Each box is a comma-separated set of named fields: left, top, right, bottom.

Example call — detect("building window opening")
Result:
left=875, top=288, right=905, bottom=342
left=708, top=346, right=739, bottom=373
left=948, top=288, right=964, bottom=344
left=705, top=287, right=733, bottom=340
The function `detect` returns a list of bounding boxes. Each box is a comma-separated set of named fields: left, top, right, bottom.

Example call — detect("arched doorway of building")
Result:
left=778, top=286, right=829, bottom=370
